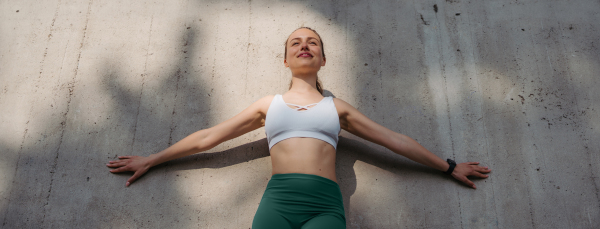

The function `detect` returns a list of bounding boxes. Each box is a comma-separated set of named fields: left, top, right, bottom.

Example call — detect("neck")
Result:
left=289, top=73, right=318, bottom=94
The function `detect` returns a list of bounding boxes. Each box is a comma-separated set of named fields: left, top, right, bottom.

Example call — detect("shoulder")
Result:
left=332, top=97, right=397, bottom=147
left=252, top=95, right=276, bottom=116
left=203, top=95, right=276, bottom=145
left=332, top=97, right=374, bottom=132
left=258, top=94, right=276, bottom=103
left=332, top=97, right=354, bottom=117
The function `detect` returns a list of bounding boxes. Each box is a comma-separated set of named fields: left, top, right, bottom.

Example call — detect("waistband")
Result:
left=270, top=173, right=339, bottom=186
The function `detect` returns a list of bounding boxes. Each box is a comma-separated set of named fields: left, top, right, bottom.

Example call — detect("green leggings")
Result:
left=252, top=173, right=346, bottom=229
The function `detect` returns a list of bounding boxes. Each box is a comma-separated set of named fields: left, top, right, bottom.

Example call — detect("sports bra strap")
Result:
left=285, top=103, right=319, bottom=111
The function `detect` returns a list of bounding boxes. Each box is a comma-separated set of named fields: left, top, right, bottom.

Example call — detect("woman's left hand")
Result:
left=451, top=162, right=491, bottom=189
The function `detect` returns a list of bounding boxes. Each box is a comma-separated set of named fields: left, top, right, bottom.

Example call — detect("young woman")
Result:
left=107, top=27, right=491, bottom=229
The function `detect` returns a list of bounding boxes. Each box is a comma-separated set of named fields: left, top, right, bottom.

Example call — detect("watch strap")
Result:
left=444, top=159, right=456, bottom=175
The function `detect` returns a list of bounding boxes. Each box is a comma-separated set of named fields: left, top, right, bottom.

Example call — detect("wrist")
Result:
left=444, top=159, right=456, bottom=175
left=147, top=153, right=163, bottom=167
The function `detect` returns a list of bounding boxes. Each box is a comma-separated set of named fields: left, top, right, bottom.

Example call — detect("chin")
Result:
left=290, top=64, right=321, bottom=72
left=290, top=67, right=320, bottom=75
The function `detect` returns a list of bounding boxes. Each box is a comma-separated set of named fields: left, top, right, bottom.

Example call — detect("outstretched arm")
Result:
left=107, top=95, right=273, bottom=186
left=334, top=98, right=491, bottom=189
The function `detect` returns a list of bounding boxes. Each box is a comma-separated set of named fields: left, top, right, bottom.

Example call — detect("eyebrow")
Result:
left=289, top=37, right=320, bottom=42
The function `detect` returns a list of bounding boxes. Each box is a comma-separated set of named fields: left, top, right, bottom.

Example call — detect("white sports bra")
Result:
left=265, top=94, right=341, bottom=150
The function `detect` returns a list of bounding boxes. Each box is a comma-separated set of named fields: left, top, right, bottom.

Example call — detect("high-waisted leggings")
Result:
left=252, top=173, right=346, bottom=229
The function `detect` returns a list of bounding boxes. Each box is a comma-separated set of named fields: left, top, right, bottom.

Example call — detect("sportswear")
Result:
left=252, top=173, right=346, bottom=229
left=265, top=94, right=341, bottom=150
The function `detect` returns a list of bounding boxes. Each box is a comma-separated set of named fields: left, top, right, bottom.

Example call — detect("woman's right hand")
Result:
left=107, top=156, right=152, bottom=187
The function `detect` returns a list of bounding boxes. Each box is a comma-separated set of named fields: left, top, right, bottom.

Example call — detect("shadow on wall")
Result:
left=2, top=23, right=218, bottom=227
left=2, top=0, right=600, bottom=228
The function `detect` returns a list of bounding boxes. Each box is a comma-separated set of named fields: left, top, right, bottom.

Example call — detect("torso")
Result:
left=263, top=92, right=342, bottom=183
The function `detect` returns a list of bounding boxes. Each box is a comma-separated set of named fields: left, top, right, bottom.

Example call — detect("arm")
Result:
left=107, top=95, right=273, bottom=186
left=334, top=98, right=491, bottom=189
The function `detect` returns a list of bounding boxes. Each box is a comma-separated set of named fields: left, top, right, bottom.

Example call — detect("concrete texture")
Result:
left=1, top=0, right=599, bottom=228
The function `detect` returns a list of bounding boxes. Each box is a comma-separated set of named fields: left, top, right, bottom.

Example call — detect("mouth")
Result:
left=298, top=52, right=313, bottom=58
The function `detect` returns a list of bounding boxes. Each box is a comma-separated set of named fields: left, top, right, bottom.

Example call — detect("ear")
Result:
left=284, top=59, right=289, bottom=68
left=321, top=57, right=326, bottom=66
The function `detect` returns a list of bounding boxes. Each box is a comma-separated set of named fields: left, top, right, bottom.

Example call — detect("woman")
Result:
left=107, top=27, right=491, bottom=229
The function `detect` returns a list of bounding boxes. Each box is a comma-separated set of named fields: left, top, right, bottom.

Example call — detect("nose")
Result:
left=300, top=41, right=309, bottom=50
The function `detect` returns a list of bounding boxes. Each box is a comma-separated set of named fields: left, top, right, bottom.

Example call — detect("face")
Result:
left=284, top=28, right=326, bottom=72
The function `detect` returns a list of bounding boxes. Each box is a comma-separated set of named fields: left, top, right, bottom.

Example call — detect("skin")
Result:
left=107, top=28, right=491, bottom=188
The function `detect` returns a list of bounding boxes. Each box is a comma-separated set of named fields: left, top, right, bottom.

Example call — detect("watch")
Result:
left=444, top=159, right=456, bottom=175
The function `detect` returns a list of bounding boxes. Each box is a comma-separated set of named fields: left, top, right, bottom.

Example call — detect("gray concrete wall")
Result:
left=1, top=0, right=599, bottom=228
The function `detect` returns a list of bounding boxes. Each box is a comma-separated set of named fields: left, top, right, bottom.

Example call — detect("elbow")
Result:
left=195, top=129, right=217, bottom=152
left=390, top=133, right=411, bottom=153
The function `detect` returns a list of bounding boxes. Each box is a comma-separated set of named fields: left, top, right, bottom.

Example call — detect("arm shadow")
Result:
left=335, top=135, right=447, bottom=216
left=161, top=138, right=271, bottom=171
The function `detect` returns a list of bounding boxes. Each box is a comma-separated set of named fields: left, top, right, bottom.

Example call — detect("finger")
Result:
left=475, top=167, right=491, bottom=173
left=457, top=175, right=476, bottom=189
left=110, top=166, right=130, bottom=173
left=106, top=161, right=127, bottom=167
left=108, top=160, right=131, bottom=168
left=118, top=156, right=132, bottom=159
left=466, top=162, right=480, bottom=165
left=126, top=170, right=144, bottom=187
left=472, top=172, right=489, bottom=179
left=108, top=159, right=128, bottom=164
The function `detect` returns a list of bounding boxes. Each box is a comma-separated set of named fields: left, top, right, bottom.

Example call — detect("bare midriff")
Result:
left=269, top=137, right=337, bottom=183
